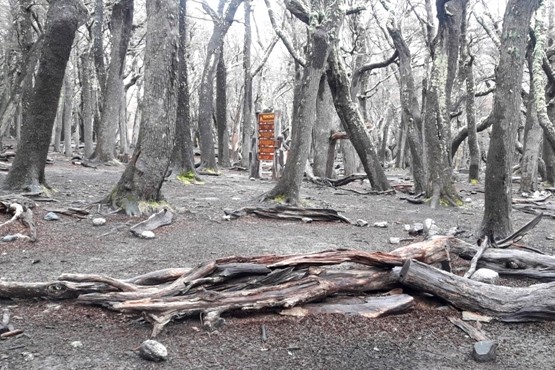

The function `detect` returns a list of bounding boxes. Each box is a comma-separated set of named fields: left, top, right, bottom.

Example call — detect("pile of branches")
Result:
left=3, top=234, right=555, bottom=337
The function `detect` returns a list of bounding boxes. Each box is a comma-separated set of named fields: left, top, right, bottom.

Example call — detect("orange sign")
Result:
left=258, top=112, right=276, bottom=161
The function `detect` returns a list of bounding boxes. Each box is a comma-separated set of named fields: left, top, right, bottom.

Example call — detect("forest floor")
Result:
left=1, top=153, right=555, bottom=370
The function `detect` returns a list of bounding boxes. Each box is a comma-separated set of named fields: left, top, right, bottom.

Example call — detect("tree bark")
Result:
left=520, top=36, right=542, bottom=193
left=387, top=22, right=426, bottom=193
left=400, top=259, right=555, bottom=322
left=313, top=75, right=337, bottom=177
left=172, top=0, right=198, bottom=181
left=241, top=0, right=253, bottom=169
left=422, top=0, right=466, bottom=208
left=480, top=0, right=539, bottom=239
left=105, top=0, right=178, bottom=216
left=91, top=0, right=134, bottom=163
left=216, top=47, right=230, bottom=167
left=3, top=0, right=87, bottom=191
left=197, top=0, right=243, bottom=172
left=92, top=0, right=106, bottom=95
left=264, top=1, right=342, bottom=204
left=464, top=55, right=480, bottom=183
left=63, top=64, right=74, bottom=157
left=326, top=48, right=391, bottom=191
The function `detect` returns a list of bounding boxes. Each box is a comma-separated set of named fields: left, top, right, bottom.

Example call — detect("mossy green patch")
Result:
left=470, top=178, right=479, bottom=185
left=138, top=200, right=172, bottom=215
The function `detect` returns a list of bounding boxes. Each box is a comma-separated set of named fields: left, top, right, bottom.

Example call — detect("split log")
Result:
left=448, top=317, right=489, bottom=341
left=400, top=259, right=555, bottom=322
left=450, top=239, right=555, bottom=280
left=45, top=207, right=89, bottom=218
left=280, top=294, right=414, bottom=318
left=130, top=208, right=174, bottom=237
left=225, top=206, right=352, bottom=223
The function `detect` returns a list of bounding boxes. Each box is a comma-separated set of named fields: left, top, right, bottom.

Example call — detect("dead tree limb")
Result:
left=400, top=259, right=555, bottom=322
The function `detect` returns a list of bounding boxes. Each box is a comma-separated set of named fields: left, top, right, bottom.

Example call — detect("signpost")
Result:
left=257, top=112, right=279, bottom=178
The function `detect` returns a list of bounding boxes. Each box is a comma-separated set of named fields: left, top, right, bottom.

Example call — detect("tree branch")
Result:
left=264, top=0, right=306, bottom=66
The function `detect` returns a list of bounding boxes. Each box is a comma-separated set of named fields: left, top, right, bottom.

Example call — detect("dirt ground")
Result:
left=1, top=154, right=555, bottom=370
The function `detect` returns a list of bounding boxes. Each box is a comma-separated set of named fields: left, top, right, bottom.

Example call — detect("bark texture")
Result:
left=197, top=0, right=243, bottom=171
left=92, top=0, right=134, bottom=162
left=326, top=48, right=391, bottom=191
left=106, top=0, right=178, bottom=216
left=263, top=0, right=343, bottom=204
left=3, top=0, right=87, bottom=191
left=480, top=0, right=539, bottom=239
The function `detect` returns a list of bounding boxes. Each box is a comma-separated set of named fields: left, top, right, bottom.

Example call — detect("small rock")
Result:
left=2, top=234, right=27, bottom=242
left=373, top=221, right=388, bottom=228
left=301, top=217, right=313, bottom=223
left=389, top=237, right=401, bottom=244
left=424, top=218, right=440, bottom=236
left=140, top=231, right=156, bottom=239
left=249, top=177, right=255, bottom=181
left=471, top=268, right=499, bottom=284
left=547, top=235, right=554, bottom=241
left=139, top=340, right=168, bottom=362
left=21, top=352, right=34, bottom=361
left=92, top=217, right=106, bottom=226
left=403, top=224, right=411, bottom=231
left=70, top=341, right=83, bottom=349
left=447, top=226, right=458, bottom=236
left=355, top=219, right=368, bottom=227
left=464, top=197, right=472, bottom=203
left=408, top=223, right=424, bottom=236
left=222, top=215, right=231, bottom=221
left=473, top=340, right=497, bottom=362
left=44, top=212, right=60, bottom=221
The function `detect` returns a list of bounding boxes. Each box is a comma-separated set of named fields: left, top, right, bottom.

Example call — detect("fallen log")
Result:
left=0, top=281, right=111, bottom=300
left=225, top=206, right=351, bottom=223
left=400, top=259, right=555, bottom=322
left=449, top=239, right=555, bottom=280
left=0, top=198, right=36, bottom=241
left=448, top=317, right=489, bottom=341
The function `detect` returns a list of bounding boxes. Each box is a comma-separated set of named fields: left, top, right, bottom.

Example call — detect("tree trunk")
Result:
left=197, top=0, right=243, bottom=172
left=241, top=0, right=253, bottom=169
left=118, top=80, right=129, bottom=155
left=263, top=0, right=342, bottom=204
left=326, top=48, right=391, bottom=191
left=216, top=47, right=230, bottom=167
left=92, top=0, right=133, bottom=163
left=105, top=0, right=178, bottom=216
left=3, top=0, right=87, bottom=191
left=480, top=0, right=539, bottom=239
left=422, top=0, right=466, bottom=208
left=520, top=36, right=542, bottom=193
left=387, top=22, right=426, bottom=193
left=53, top=88, right=64, bottom=152
left=172, top=0, right=197, bottom=182
left=92, top=0, right=106, bottom=95
left=313, top=74, right=337, bottom=177
left=63, top=66, right=74, bottom=157
left=464, top=56, right=480, bottom=183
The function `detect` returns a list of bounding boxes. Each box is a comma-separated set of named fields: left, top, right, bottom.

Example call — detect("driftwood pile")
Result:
left=2, top=233, right=555, bottom=338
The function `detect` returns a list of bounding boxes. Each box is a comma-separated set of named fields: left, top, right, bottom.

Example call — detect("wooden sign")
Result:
left=257, top=112, right=276, bottom=161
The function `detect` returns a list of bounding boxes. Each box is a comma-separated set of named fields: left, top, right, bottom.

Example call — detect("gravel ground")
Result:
left=1, top=155, right=555, bottom=369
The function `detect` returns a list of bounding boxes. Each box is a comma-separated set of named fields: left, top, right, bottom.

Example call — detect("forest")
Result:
left=1, top=0, right=555, bottom=368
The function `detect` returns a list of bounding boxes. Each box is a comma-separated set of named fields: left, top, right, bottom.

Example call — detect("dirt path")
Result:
left=1, top=155, right=554, bottom=369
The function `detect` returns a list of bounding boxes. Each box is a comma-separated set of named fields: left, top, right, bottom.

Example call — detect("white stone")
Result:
left=471, top=268, right=499, bottom=284
left=373, top=221, right=388, bottom=228
left=70, top=341, right=83, bottom=348
left=355, top=219, right=368, bottom=227
left=389, top=237, right=401, bottom=244
left=140, top=231, right=156, bottom=239
left=92, top=218, right=106, bottom=226
left=139, top=340, right=168, bottom=362
left=301, top=217, right=313, bottom=223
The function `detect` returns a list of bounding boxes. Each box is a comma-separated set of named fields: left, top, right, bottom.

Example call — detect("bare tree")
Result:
left=105, top=0, right=178, bottom=215
left=479, top=0, right=539, bottom=239
left=3, top=0, right=87, bottom=191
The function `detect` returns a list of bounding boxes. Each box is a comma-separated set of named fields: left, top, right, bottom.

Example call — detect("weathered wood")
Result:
left=280, top=294, right=414, bottom=318
left=400, top=259, right=555, bottom=322
left=448, top=317, right=489, bottom=341
left=450, top=238, right=555, bottom=280
left=464, top=237, right=489, bottom=278
left=0, top=281, right=109, bottom=300
left=225, top=206, right=351, bottom=223
left=130, top=208, right=174, bottom=236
